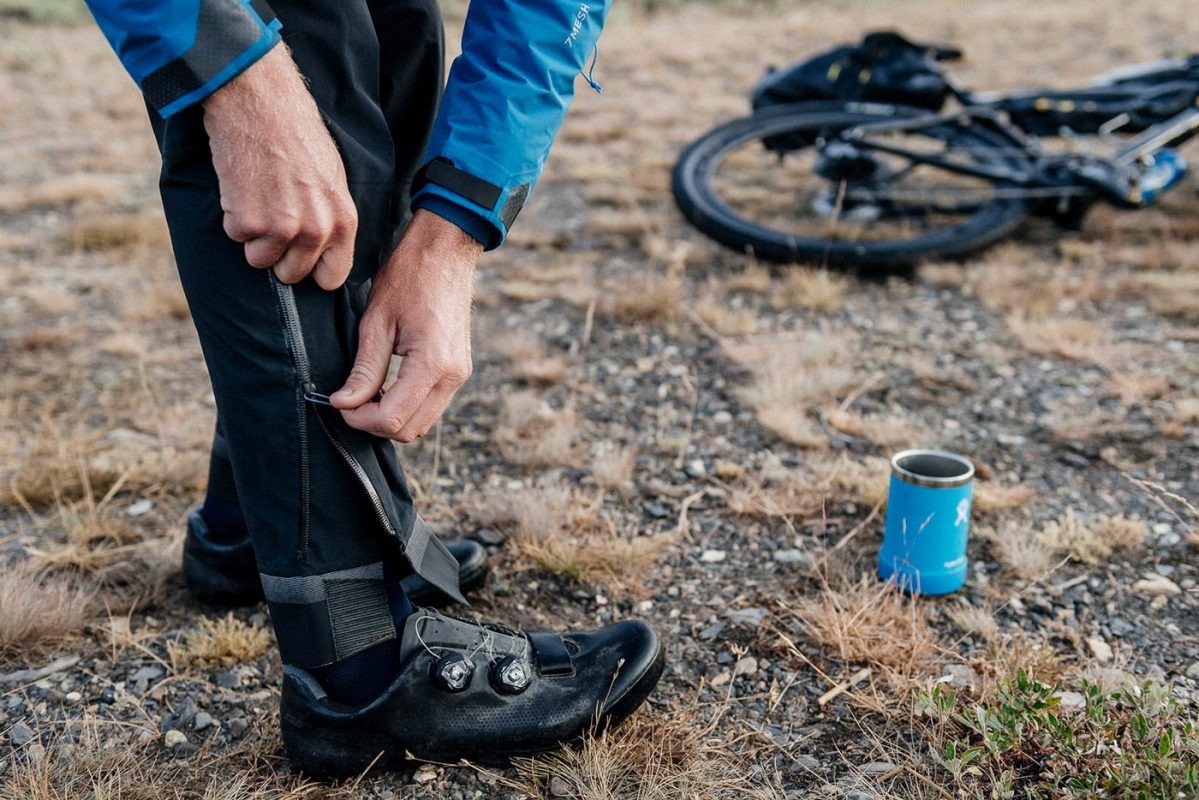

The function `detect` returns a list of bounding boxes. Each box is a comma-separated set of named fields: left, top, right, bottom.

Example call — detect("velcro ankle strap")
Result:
left=527, top=631, right=574, bottom=677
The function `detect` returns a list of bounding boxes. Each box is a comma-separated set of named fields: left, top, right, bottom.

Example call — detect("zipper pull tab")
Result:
left=302, top=383, right=334, bottom=407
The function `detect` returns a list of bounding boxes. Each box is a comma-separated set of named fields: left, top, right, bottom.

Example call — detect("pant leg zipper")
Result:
left=270, top=273, right=399, bottom=551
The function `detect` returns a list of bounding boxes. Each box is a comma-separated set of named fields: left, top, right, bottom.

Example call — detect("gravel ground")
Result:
left=2, top=4, right=1198, bottom=798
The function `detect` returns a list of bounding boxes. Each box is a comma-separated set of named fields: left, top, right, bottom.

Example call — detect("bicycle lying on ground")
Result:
left=672, top=32, right=1199, bottom=268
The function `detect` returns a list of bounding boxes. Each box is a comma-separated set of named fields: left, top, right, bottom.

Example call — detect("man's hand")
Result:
left=202, top=44, right=357, bottom=290
left=330, top=210, right=481, bottom=442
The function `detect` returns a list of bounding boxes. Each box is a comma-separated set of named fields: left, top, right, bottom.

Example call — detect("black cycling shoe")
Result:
left=279, top=608, right=666, bottom=776
left=182, top=509, right=491, bottom=607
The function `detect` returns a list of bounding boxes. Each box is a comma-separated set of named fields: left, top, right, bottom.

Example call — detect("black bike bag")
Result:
left=751, top=31, right=959, bottom=151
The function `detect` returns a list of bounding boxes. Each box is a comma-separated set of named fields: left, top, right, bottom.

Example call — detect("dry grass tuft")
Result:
left=0, top=561, right=91, bottom=658
left=972, top=481, right=1036, bottom=514
left=61, top=212, right=169, bottom=254
left=1038, top=509, right=1147, bottom=565
left=694, top=289, right=759, bottom=336
left=947, top=602, right=1000, bottom=643
left=823, top=407, right=921, bottom=449
left=468, top=476, right=670, bottom=588
left=602, top=271, right=684, bottom=323
left=788, top=577, right=939, bottom=676
left=168, top=613, right=272, bottom=671
left=982, top=520, right=1057, bottom=581
left=725, top=468, right=827, bottom=519
left=494, top=392, right=582, bottom=468
left=831, top=456, right=890, bottom=509
left=1007, top=313, right=1102, bottom=361
left=514, top=707, right=784, bottom=800
left=724, top=331, right=855, bottom=447
left=487, top=329, right=568, bottom=386
left=771, top=267, right=850, bottom=311
left=590, top=443, right=638, bottom=490
left=0, top=174, right=123, bottom=212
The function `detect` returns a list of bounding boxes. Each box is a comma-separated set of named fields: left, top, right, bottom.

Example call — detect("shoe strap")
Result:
left=527, top=631, right=574, bottom=676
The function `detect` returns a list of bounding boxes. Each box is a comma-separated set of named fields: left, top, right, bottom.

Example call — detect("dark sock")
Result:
left=199, top=495, right=248, bottom=544
left=310, top=560, right=413, bottom=705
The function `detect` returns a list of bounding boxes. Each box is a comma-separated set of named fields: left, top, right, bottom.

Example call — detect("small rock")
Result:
left=734, top=656, right=759, bottom=678
left=1133, top=574, right=1181, bottom=597
left=860, top=761, right=896, bottom=776
left=1185, top=662, right=1199, bottom=681
left=126, top=499, right=153, bottom=517
left=793, top=754, right=820, bottom=770
left=712, top=411, right=733, bottom=425
left=646, top=503, right=670, bottom=519
left=193, top=712, right=216, bottom=732
left=26, top=743, right=46, bottom=764
left=549, top=776, right=572, bottom=797
left=412, top=764, right=439, bottom=784
left=215, top=669, right=242, bottom=689
left=1086, top=636, right=1113, bottom=663
left=163, top=730, right=188, bottom=749
left=700, top=550, right=726, bottom=563
left=130, top=665, right=164, bottom=683
left=8, top=723, right=34, bottom=747
left=726, top=608, right=769, bottom=628
left=772, top=549, right=807, bottom=565
left=940, top=664, right=978, bottom=690
left=697, top=622, right=725, bottom=641
left=226, top=717, right=249, bottom=739
left=636, top=600, right=653, bottom=613
left=1109, top=618, right=1134, bottom=638
left=64, top=691, right=82, bottom=705
left=473, top=528, right=505, bottom=546
left=1056, top=691, right=1086, bottom=712
left=710, top=671, right=731, bottom=687
left=684, top=459, right=706, bottom=479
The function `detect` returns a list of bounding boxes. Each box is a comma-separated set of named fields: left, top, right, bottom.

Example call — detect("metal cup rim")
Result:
left=890, top=449, right=974, bottom=488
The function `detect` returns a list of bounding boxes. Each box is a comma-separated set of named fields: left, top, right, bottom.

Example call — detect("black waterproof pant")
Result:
left=148, top=0, right=461, bottom=670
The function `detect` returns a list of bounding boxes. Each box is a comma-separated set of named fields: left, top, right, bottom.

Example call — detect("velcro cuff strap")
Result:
left=261, top=563, right=396, bottom=668
left=417, top=158, right=503, bottom=211
left=528, top=631, right=574, bottom=676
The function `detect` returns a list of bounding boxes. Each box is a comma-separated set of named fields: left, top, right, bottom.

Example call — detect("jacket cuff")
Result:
left=409, top=157, right=531, bottom=252
left=411, top=194, right=493, bottom=249
left=146, top=0, right=282, bottom=118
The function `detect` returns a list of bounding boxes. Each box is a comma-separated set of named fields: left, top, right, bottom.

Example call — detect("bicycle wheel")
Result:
left=672, top=101, right=1033, bottom=268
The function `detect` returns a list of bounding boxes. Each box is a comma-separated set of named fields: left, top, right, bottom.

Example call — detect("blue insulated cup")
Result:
left=878, top=449, right=974, bottom=595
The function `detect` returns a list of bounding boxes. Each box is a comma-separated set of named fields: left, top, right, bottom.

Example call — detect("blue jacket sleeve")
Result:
left=85, top=0, right=281, bottom=119
left=411, top=0, right=609, bottom=250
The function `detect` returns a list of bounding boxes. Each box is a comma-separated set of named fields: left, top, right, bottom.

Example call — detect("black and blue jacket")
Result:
left=85, top=0, right=608, bottom=249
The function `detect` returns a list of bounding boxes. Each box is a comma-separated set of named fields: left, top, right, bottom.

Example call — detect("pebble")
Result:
left=1056, top=691, right=1086, bottom=712
left=940, top=664, right=978, bottom=690
left=793, top=755, right=820, bottom=770
left=64, top=691, right=82, bottom=705
left=684, top=459, right=707, bottom=479
left=227, top=717, right=249, bottom=738
left=1133, top=574, right=1181, bottom=597
left=710, top=671, right=731, bottom=687
left=130, top=665, right=164, bottom=683
left=1185, top=662, right=1199, bottom=681
left=860, top=761, right=896, bottom=776
left=772, top=549, right=807, bottom=564
left=734, top=656, right=759, bottom=678
left=26, top=743, right=45, bottom=764
left=126, top=499, right=153, bottom=517
left=163, top=730, right=188, bottom=749
left=726, top=608, right=769, bottom=627
left=1086, top=636, right=1114, bottom=663
left=193, top=712, right=216, bottom=732
left=646, top=503, right=669, bottom=519
left=413, top=765, right=439, bottom=784
left=549, top=777, right=572, bottom=797
left=700, top=550, right=726, bottom=563
left=8, top=723, right=34, bottom=746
